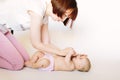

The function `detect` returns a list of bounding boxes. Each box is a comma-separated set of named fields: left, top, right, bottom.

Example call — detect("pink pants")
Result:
left=0, top=31, right=29, bottom=70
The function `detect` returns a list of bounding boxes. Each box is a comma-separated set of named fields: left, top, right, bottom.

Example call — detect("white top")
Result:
left=16, top=0, right=50, bottom=30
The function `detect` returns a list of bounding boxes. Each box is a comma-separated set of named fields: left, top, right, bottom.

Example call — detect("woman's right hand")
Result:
left=59, top=47, right=76, bottom=56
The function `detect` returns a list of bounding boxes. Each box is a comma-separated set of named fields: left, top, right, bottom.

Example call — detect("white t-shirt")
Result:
left=16, top=0, right=50, bottom=29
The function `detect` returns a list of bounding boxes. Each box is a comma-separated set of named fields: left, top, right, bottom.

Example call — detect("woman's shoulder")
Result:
left=25, top=0, right=48, bottom=16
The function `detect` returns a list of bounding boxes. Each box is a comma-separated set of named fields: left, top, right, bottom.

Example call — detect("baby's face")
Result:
left=73, top=54, right=87, bottom=70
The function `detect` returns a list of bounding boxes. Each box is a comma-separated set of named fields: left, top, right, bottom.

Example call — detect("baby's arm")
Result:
left=65, top=50, right=77, bottom=65
left=25, top=51, right=45, bottom=68
left=25, top=61, right=41, bottom=69
left=25, top=58, right=50, bottom=69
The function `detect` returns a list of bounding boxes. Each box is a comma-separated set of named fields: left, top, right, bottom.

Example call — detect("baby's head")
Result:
left=72, top=54, right=91, bottom=72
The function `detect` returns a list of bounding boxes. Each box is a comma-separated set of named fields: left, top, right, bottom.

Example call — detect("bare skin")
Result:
left=25, top=51, right=88, bottom=71
left=28, top=1, right=75, bottom=57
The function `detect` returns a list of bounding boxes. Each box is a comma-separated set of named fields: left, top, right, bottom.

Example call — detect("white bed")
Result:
left=0, top=0, right=120, bottom=80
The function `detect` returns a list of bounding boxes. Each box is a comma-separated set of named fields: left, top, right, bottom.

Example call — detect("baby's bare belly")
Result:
left=53, top=56, right=74, bottom=71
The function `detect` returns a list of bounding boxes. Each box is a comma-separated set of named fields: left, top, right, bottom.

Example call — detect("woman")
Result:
left=27, top=0, right=78, bottom=56
left=0, top=0, right=77, bottom=70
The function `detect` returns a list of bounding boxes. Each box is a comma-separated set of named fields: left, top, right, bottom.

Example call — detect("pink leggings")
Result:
left=0, top=31, right=29, bottom=70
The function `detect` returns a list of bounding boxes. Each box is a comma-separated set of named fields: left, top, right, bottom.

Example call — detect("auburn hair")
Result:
left=51, top=0, right=78, bottom=28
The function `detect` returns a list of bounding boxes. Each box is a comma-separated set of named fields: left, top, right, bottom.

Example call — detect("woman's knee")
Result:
left=10, top=57, right=24, bottom=70
left=0, top=57, right=24, bottom=70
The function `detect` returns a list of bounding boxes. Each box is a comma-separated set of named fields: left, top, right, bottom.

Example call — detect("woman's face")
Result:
left=50, top=9, right=73, bottom=22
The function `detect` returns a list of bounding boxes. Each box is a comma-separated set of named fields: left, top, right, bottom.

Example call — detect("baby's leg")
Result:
left=0, top=32, right=24, bottom=70
left=30, top=51, right=45, bottom=63
left=24, top=52, right=41, bottom=67
left=25, top=60, right=41, bottom=69
left=30, top=53, right=39, bottom=63
left=25, top=51, right=45, bottom=68
left=5, top=32, right=29, bottom=61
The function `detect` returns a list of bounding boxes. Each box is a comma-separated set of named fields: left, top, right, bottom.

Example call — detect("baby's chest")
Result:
left=54, top=58, right=74, bottom=71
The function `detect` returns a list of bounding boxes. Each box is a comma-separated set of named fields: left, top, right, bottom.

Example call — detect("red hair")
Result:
left=51, top=0, right=78, bottom=28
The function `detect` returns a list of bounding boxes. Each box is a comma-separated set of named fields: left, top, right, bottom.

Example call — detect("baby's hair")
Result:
left=79, top=58, right=91, bottom=72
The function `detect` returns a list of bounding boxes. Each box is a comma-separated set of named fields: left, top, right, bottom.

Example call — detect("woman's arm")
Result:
left=65, top=49, right=76, bottom=63
left=64, top=50, right=77, bottom=67
left=29, top=11, right=65, bottom=56
left=41, top=24, right=77, bottom=56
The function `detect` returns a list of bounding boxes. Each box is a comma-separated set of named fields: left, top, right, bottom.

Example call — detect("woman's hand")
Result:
left=59, top=47, right=76, bottom=56
left=64, top=47, right=77, bottom=65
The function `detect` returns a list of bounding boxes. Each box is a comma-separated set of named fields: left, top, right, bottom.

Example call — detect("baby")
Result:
left=25, top=51, right=91, bottom=72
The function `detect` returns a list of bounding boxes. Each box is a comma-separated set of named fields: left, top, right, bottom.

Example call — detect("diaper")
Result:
left=39, top=53, right=54, bottom=72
